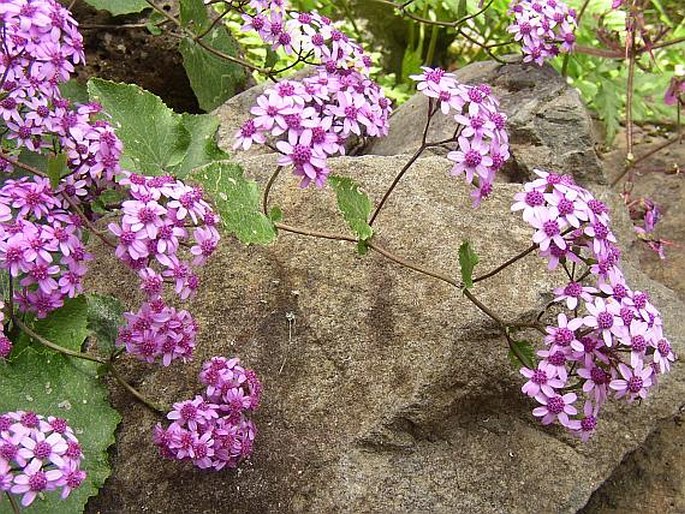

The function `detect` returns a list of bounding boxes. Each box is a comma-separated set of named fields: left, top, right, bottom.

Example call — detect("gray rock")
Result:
left=364, top=61, right=606, bottom=186
left=86, top=155, right=683, bottom=514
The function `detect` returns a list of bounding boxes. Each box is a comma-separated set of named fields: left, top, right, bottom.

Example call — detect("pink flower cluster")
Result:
left=0, top=411, right=85, bottom=507
left=153, top=357, right=261, bottom=470
left=235, top=1, right=391, bottom=187
left=410, top=67, right=510, bottom=206
left=0, top=0, right=125, bottom=320
left=0, top=0, right=121, bottom=186
left=0, top=177, right=92, bottom=318
left=507, top=0, right=577, bottom=65
left=513, top=169, right=675, bottom=439
left=108, top=173, right=220, bottom=366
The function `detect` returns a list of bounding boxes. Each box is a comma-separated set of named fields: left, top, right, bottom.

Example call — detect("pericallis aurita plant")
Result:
left=0, top=0, right=261, bottom=508
left=232, top=1, right=675, bottom=442
left=0, top=0, right=678, bottom=509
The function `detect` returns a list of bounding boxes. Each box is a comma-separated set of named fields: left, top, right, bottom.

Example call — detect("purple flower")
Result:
left=530, top=207, right=567, bottom=252
left=553, top=281, right=597, bottom=310
left=609, top=363, right=653, bottom=402
left=583, top=297, right=625, bottom=347
left=448, top=136, right=494, bottom=183
left=520, top=363, right=565, bottom=397
left=532, top=392, right=578, bottom=426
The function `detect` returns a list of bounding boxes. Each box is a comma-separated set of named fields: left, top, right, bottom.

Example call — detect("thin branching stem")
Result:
left=13, top=316, right=166, bottom=414
left=369, top=100, right=436, bottom=226
left=142, top=0, right=270, bottom=76
left=6, top=493, right=20, bottom=514
left=13, top=316, right=107, bottom=365
left=0, top=151, right=47, bottom=177
left=263, top=166, right=283, bottom=215
left=625, top=23, right=637, bottom=172
left=473, top=243, right=538, bottom=283
left=610, top=134, right=682, bottom=187
left=107, top=363, right=167, bottom=414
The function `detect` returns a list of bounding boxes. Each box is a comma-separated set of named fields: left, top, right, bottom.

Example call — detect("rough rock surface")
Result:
left=363, top=61, right=606, bottom=186
left=86, top=155, right=684, bottom=513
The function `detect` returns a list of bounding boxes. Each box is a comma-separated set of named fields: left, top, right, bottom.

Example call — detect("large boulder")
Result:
left=363, top=61, right=606, bottom=186
left=86, top=154, right=683, bottom=513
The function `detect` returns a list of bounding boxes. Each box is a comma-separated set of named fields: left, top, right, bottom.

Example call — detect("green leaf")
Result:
left=18, top=149, right=48, bottom=179
left=264, top=47, right=279, bottom=69
left=82, top=0, right=149, bottom=16
left=146, top=11, right=167, bottom=36
left=0, top=298, right=120, bottom=513
left=356, top=240, right=370, bottom=256
left=596, top=77, right=623, bottom=145
left=87, top=79, right=191, bottom=176
left=400, top=47, right=423, bottom=83
left=328, top=175, right=373, bottom=241
left=507, top=340, right=536, bottom=370
left=86, top=293, right=124, bottom=356
left=456, top=0, right=467, bottom=19
left=47, top=153, right=68, bottom=190
left=191, top=161, right=277, bottom=245
left=180, top=0, right=209, bottom=32
left=58, top=80, right=89, bottom=105
left=179, top=26, right=247, bottom=112
left=268, top=206, right=283, bottom=223
left=25, top=296, right=90, bottom=353
left=458, top=241, right=479, bottom=289
left=171, top=113, right=229, bottom=177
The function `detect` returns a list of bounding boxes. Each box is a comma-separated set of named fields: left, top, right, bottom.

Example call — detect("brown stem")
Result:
left=107, top=363, right=167, bottom=414
left=473, top=227, right=575, bottom=283
left=574, top=45, right=623, bottom=59
left=625, top=26, right=637, bottom=168
left=6, top=492, right=20, bottom=514
left=61, top=194, right=117, bottom=249
left=366, top=240, right=460, bottom=288
left=195, top=7, right=232, bottom=39
left=14, top=314, right=166, bottom=413
left=0, top=151, right=47, bottom=177
left=143, top=0, right=269, bottom=76
left=263, top=166, right=283, bottom=216
left=368, top=144, right=426, bottom=226
left=456, top=28, right=507, bottom=64
left=645, top=35, right=685, bottom=51
left=473, top=243, right=538, bottom=283
left=463, top=288, right=530, bottom=366
left=274, top=222, right=458, bottom=286
left=370, top=0, right=494, bottom=29
left=369, top=99, right=436, bottom=226
left=610, top=134, right=682, bottom=187
left=274, top=222, right=357, bottom=242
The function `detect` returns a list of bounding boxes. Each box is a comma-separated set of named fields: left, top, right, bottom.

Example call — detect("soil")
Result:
left=61, top=1, right=685, bottom=511
left=62, top=0, right=201, bottom=114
